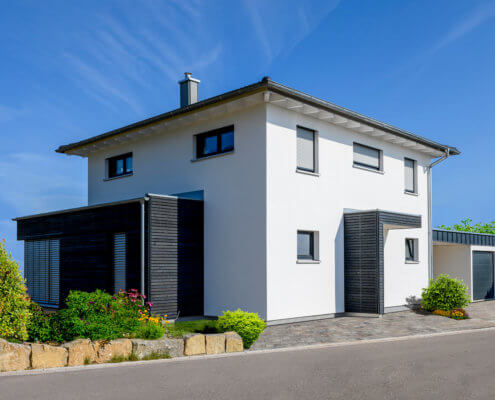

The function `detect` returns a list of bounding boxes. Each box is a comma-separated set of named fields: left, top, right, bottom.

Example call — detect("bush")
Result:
left=26, top=302, right=63, bottom=343
left=422, top=274, right=470, bottom=312
left=58, top=289, right=152, bottom=341
left=217, top=309, right=266, bottom=349
left=0, top=240, right=31, bottom=341
left=134, top=321, right=165, bottom=340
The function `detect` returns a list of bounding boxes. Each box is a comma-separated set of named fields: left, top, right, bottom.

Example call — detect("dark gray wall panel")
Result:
left=434, top=229, right=495, bottom=247
left=473, top=251, right=494, bottom=300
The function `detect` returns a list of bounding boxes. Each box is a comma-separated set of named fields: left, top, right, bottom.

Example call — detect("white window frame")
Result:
left=404, top=157, right=417, bottom=194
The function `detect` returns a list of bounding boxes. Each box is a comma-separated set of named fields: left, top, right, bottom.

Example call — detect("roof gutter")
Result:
left=427, top=149, right=451, bottom=280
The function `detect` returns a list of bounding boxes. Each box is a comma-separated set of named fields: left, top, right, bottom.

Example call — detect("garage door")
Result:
left=473, top=251, right=494, bottom=300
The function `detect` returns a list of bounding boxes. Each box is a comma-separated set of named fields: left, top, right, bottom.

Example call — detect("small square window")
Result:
left=297, top=231, right=314, bottom=260
left=405, top=238, right=418, bottom=262
left=196, top=126, right=234, bottom=159
left=107, top=153, right=133, bottom=178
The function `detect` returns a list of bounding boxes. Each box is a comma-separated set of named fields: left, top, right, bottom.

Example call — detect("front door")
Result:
left=473, top=251, right=494, bottom=300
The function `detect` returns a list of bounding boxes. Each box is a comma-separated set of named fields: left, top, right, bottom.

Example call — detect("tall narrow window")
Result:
left=196, top=126, right=234, bottom=159
left=404, top=158, right=417, bottom=193
left=405, top=238, right=418, bottom=262
left=297, top=231, right=315, bottom=260
left=353, top=143, right=381, bottom=171
left=114, top=233, right=126, bottom=293
left=108, top=153, right=133, bottom=178
left=297, top=127, right=316, bottom=172
left=24, top=239, right=60, bottom=306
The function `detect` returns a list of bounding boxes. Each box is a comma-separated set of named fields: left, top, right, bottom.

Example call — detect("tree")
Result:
left=0, top=240, right=31, bottom=341
left=438, top=218, right=495, bottom=234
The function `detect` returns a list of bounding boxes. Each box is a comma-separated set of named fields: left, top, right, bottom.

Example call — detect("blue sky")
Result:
left=1, top=0, right=495, bottom=267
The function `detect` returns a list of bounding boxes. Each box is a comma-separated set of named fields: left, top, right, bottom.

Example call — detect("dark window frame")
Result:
left=353, top=142, right=382, bottom=171
left=405, top=238, right=418, bottom=262
left=297, top=231, right=315, bottom=260
left=404, top=157, right=417, bottom=194
left=195, top=125, right=234, bottom=159
left=107, top=152, right=133, bottom=178
left=296, top=125, right=317, bottom=173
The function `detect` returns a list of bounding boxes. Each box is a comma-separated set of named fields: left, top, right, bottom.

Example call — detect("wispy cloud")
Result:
left=243, top=0, right=273, bottom=61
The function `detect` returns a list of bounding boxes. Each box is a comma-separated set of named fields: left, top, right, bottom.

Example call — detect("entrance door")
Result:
left=473, top=251, right=494, bottom=300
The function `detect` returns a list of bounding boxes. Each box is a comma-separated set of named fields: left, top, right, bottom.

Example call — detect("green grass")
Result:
left=165, top=319, right=222, bottom=338
left=109, top=352, right=170, bottom=363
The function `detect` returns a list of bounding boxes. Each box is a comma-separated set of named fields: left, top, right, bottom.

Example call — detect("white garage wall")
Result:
left=433, top=244, right=472, bottom=298
left=266, top=103, right=431, bottom=321
left=87, top=104, right=268, bottom=318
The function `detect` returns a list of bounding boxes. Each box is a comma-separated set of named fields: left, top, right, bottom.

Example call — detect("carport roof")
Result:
left=433, top=229, right=495, bottom=247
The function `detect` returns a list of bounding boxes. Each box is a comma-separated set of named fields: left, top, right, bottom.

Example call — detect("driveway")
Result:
left=3, top=328, right=495, bottom=399
left=251, top=301, right=495, bottom=350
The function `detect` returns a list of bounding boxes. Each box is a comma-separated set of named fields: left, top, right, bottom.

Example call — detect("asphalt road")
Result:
left=2, top=329, right=495, bottom=400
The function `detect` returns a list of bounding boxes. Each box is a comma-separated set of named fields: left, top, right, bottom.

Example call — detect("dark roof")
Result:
left=56, top=77, right=460, bottom=156
left=433, top=228, right=495, bottom=247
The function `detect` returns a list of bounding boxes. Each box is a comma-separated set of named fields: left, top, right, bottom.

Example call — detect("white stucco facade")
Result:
left=84, top=96, right=434, bottom=322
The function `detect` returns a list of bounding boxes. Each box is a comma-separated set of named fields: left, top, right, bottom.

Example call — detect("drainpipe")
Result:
left=428, top=149, right=450, bottom=280
left=140, top=197, right=149, bottom=297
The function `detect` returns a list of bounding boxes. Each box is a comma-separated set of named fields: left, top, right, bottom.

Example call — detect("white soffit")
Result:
left=265, top=91, right=444, bottom=158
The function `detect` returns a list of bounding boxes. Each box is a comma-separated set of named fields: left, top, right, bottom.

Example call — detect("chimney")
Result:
left=179, top=72, right=200, bottom=107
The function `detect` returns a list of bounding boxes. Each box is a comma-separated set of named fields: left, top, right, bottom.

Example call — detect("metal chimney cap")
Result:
left=179, top=72, right=200, bottom=84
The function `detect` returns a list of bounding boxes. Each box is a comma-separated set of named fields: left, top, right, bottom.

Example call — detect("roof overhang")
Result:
left=56, top=78, right=460, bottom=158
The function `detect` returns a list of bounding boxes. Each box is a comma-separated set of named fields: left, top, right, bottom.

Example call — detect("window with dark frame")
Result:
left=196, top=125, right=234, bottom=159
left=108, top=153, right=133, bottom=178
left=297, top=231, right=314, bottom=260
left=296, top=126, right=316, bottom=172
left=353, top=143, right=381, bottom=171
left=405, top=238, right=418, bottom=262
left=404, top=158, right=417, bottom=193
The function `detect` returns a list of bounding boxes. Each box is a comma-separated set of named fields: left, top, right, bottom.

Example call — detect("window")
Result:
left=114, top=233, right=126, bottom=293
left=404, top=158, right=417, bottom=193
left=297, top=231, right=315, bottom=260
left=297, top=126, right=316, bottom=172
left=405, top=238, right=418, bottom=262
left=24, top=239, right=60, bottom=306
left=196, top=125, right=234, bottom=159
left=108, top=153, right=133, bottom=178
left=353, top=143, right=381, bottom=171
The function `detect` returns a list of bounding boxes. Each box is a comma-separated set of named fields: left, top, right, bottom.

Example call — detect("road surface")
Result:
left=2, top=329, right=495, bottom=399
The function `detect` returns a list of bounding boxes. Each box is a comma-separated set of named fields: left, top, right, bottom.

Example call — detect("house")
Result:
left=433, top=229, right=495, bottom=302
left=14, top=74, right=460, bottom=323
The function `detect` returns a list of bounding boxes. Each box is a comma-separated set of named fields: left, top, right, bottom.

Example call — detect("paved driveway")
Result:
left=251, top=301, right=495, bottom=350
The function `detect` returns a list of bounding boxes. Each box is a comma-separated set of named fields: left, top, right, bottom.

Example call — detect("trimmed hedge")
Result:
left=422, top=274, right=470, bottom=312
left=217, top=309, right=266, bottom=349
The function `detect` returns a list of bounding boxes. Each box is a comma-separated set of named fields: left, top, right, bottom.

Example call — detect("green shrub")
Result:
left=217, top=309, right=266, bottom=349
left=0, top=240, right=31, bottom=341
left=58, top=289, right=151, bottom=341
left=27, top=302, right=52, bottom=342
left=422, top=274, right=470, bottom=312
left=134, top=321, right=165, bottom=340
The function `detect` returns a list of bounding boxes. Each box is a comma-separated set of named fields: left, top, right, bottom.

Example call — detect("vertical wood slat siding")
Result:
left=148, top=196, right=204, bottom=318
left=344, top=211, right=422, bottom=314
left=113, top=233, right=126, bottom=293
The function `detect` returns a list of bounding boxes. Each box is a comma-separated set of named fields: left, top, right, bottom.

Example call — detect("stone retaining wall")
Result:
left=0, top=331, right=243, bottom=372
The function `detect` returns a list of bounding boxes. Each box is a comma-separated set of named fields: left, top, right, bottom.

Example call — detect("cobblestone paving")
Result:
left=250, top=301, right=495, bottom=350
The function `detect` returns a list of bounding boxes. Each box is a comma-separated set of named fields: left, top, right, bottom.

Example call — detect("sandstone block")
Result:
left=62, top=339, right=96, bottom=366
left=94, top=339, right=132, bottom=363
left=205, top=334, right=225, bottom=354
left=0, top=339, right=31, bottom=371
left=31, top=343, right=68, bottom=369
left=184, top=334, right=205, bottom=356
left=131, top=338, right=184, bottom=359
left=225, top=332, right=243, bottom=352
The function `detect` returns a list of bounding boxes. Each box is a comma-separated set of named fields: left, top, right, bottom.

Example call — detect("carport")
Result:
left=433, top=229, right=495, bottom=301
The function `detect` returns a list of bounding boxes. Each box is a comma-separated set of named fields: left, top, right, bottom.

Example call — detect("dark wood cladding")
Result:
left=344, top=210, right=422, bottom=314
left=433, top=229, right=495, bottom=246
left=17, top=202, right=142, bottom=305
left=147, top=195, right=204, bottom=319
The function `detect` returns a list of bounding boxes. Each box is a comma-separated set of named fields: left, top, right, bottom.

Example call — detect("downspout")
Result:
left=140, top=197, right=149, bottom=297
left=428, top=149, right=450, bottom=280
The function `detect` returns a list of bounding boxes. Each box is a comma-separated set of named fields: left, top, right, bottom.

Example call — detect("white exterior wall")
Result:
left=266, top=104, right=430, bottom=321
left=87, top=105, right=268, bottom=318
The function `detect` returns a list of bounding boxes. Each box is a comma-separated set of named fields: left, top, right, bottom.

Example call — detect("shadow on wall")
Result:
left=334, top=216, right=344, bottom=313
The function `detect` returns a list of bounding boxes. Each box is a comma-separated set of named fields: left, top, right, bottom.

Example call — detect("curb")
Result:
left=3, top=326, right=495, bottom=377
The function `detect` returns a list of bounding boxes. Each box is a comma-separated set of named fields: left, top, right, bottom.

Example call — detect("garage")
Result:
left=433, top=229, right=495, bottom=302
left=473, top=251, right=494, bottom=300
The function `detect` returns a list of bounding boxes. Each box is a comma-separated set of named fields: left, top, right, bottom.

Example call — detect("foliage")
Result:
left=438, top=219, right=495, bottom=234
left=58, top=289, right=153, bottom=341
left=26, top=302, right=64, bottom=343
left=0, top=240, right=31, bottom=341
left=134, top=320, right=165, bottom=340
left=432, top=308, right=469, bottom=320
left=422, top=275, right=470, bottom=312
left=165, top=319, right=221, bottom=338
left=217, top=309, right=266, bottom=349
